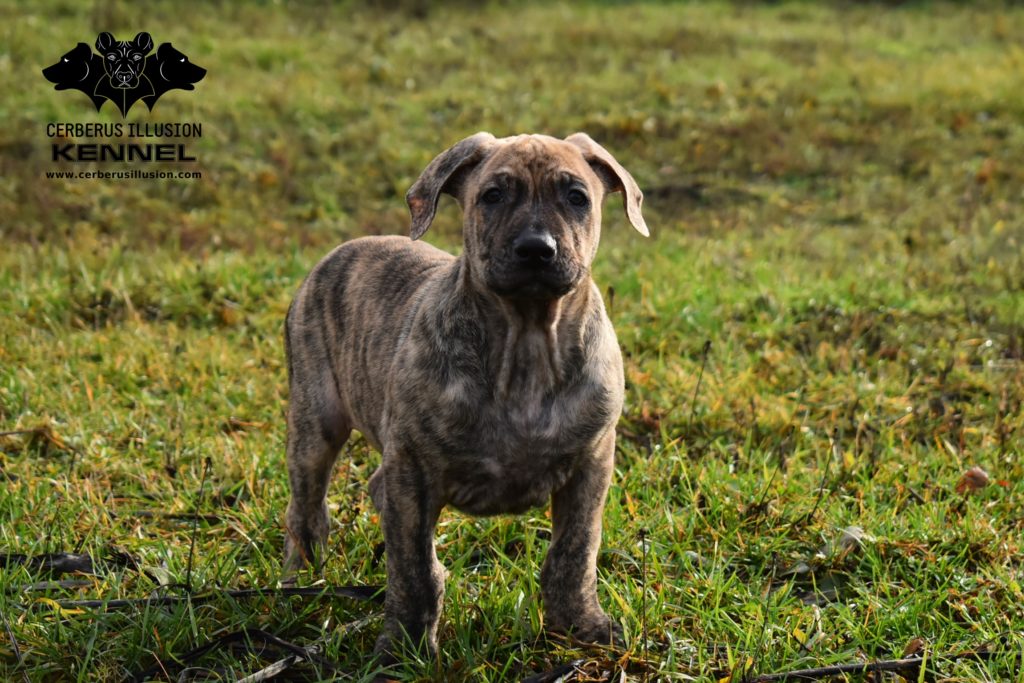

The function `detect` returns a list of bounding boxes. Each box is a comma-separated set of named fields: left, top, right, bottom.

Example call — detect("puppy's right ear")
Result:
left=406, top=132, right=496, bottom=240
left=96, top=32, right=116, bottom=52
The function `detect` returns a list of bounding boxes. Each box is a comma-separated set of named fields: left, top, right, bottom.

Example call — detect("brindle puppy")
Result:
left=283, top=132, right=648, bottom=661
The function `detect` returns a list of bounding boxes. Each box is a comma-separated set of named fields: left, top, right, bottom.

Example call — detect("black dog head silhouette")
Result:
left=42, top=42, right=105, bottom=111
left=96, top=31, right=153, bottom=89
left=143, top=43, right=207, bottom=111
left=43, top=33, right=204, bottom=117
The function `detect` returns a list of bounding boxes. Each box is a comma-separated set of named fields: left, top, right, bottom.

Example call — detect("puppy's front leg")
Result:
left=541, top=429, right=624, bottom=645
left=374, top=449, right=446, bottom=662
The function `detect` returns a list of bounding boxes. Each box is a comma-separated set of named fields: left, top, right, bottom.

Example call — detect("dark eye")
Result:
left=481, top=188, right=503, bottom=205
left=568, top=189, right=589, bottom=207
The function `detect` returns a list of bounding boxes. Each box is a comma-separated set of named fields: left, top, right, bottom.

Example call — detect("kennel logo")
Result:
left=42, top=32, right=206, bottom=117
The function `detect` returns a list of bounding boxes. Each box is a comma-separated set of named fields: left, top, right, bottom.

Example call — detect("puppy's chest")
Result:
left=419, top=375, right=616, bottom=515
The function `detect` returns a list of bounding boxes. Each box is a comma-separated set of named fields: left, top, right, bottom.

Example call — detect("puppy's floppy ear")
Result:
left=407, top=132, right=496, bottom=240
left=566, top=132, right=649, bottom=236
left=133, top=32, right=154, bottom=54
left=96, top=32, right=116, bottom=52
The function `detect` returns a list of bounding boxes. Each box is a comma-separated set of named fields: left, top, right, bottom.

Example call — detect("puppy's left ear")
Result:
left=407, top=132, right=496, bottom=240
left=566, top=132, right=649, bottom=236
left=133, top=32, right=154, bottom=54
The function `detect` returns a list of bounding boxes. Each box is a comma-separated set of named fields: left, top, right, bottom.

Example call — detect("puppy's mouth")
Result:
left=485, top=262, right=581, bottom=300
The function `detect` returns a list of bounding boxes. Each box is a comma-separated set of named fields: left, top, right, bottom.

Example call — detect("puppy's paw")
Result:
left=373, top=632, right=400, bottom=665
left=282, top=536, right=312, bottom=577
left=548, top=612, right=625, bottom=648
left=373, top=626, right=438, bottom=672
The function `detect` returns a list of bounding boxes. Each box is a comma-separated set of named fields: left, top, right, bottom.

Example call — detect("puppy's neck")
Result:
left=450, top=258, right=593, bottom=399
left=489, top=285, right=591, bottom=400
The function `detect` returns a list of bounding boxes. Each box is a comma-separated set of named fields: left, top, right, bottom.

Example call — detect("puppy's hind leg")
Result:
left=283, top=342, right=350, bottom=576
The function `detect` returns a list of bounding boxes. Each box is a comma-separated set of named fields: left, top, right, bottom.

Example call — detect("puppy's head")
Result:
left=407, top=133, right=647, bottom=301
left=96, top=32, right=153, bottom=89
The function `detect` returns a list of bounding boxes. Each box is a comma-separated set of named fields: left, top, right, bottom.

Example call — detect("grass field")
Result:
left=2, top=1, right=1024, bottom=681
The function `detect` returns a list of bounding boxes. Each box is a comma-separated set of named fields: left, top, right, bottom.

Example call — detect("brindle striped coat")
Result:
left=283, top=132, right=647, bottom=663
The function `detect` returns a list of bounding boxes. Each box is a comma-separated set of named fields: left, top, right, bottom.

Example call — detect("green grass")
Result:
left=2, top=1, right=1024, bottom=680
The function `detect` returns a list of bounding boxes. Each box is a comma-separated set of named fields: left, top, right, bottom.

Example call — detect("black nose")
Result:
left=512, top=232, right=557, bottom=267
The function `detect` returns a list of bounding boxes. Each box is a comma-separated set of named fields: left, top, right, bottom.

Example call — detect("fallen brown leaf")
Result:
left=955, top=466, right=990, bottom=495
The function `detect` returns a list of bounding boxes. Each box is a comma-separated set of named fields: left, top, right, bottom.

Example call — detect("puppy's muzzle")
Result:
left=489, top=228, right=577, bottom=300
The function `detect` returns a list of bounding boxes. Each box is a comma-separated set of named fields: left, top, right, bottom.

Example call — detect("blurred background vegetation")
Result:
left=5, top=1, right=1023, bottom=252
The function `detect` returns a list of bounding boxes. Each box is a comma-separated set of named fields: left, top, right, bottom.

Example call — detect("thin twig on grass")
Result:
left=122, top=510, right=223, bottom=524
left=10, top=579, right=93, bottom=593
left=0, top=429, right=44, bottom=438
left=233, top=654, right=304, bottom=682
left=801, top=428, right=837, bottom=526
left=748, top=466, right=780, bottom=532
left=1, top=607, right=31, bottom=683
left=748, top=647, right=1000, bottom=682
left=748, top=564, right=779, bottom=682
left=24, top=584, right=384, bottom=612
left=185, top=456, right=212, bottom=592
left=639, top=526, right=649, bottom=683
left=520, top=660, right=585, bottom=683
left=2, top=551, right=92, bottom=573
left=125, top=627, right=344, bottom=683
left=688, top=340, right=712, bottom=430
